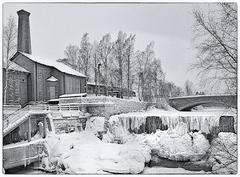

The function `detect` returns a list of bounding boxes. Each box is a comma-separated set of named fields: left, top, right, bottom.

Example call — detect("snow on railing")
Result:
left=3, top=102, right=108, bottom=134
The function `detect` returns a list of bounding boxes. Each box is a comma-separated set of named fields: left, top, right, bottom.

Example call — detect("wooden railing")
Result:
left=3, top=105, right=22, bottom=118
left=3, top=105, right=31, bottom=129
left=3, top=102, right=111, bottom=131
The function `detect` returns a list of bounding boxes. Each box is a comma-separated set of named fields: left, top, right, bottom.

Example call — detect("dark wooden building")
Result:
left=3, top=62, right=30, bottom=106
left=11, top=51, right=87, bottom=103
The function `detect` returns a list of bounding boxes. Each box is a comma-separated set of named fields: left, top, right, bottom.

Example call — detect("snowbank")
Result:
left=42, top=131, right=150, bottom=174
left=209, top=132, right=237, bottom=174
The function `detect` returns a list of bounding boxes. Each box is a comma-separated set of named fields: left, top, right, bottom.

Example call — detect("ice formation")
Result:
left=108, top=107, right=235, bottom=135
left=42, top=131, right=150, bottom=174
left=85, top=116, right=106, bottom=133
left=103, top=120, right=210, bottom=162
left=134, top=123, right=210, bottom=162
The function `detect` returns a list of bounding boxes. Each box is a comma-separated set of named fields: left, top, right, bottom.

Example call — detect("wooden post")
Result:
left=28, top=117, right=31, bottom=142
left=43, top=116, right=46, bottom=138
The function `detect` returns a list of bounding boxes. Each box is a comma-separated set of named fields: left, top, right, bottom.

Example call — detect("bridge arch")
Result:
left=179, top=100, right=227, bottom=111
left=168, top=95, right=237, bottom=111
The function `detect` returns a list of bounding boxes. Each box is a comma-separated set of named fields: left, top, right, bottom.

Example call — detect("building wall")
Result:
left=12, top=53, right=87, bottom=102
left=3, top=69, right=29, bottom=106
left=65, top=74, right=86, bottom=94
left=36, top=63, right=51, bottom=101
left=51, top=69, right=65, bottom=95
left=13, top=55, right=35, bottom=101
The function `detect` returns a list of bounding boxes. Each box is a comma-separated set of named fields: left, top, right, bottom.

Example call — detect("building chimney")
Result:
left=17, top=9, right=32, bottom=54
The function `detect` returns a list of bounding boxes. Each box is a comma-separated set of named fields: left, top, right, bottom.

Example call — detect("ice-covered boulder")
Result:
left=135, top=123, right=210, bottom=162
left=85, top=116, right=106, bottom=133
left=102, top=116, right=133, bottom=144
left=42, top=131, right=150, bottom=174
left=209, top=132, right=237, bottom=174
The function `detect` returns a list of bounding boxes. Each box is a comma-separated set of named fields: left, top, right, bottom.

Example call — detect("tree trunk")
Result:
left=127, top=52, right=130, bottom=98
left=105, top=58, right=108, bottom=96
left=94, top=55, right=97, bottom=96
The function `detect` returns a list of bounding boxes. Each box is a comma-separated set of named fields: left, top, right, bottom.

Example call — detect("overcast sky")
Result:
left=3, top=3, right=213, bottom=89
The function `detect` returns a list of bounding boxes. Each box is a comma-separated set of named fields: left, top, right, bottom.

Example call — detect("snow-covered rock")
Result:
left=85, top=116, right=106, bottom=133
left=134, top=123, right=210, bottom=162
left=209, top=132, right=237, bottom=174
left=42, top=131, right=150, bottom=174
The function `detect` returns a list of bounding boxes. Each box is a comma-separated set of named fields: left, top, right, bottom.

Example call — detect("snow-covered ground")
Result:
left=143, top=167, right=206, bottom=174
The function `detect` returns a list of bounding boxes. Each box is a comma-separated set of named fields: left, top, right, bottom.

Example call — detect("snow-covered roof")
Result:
left=47, top=76, right=58, bottom=82
left=3, top=61, right=30, bottom=73
left=59, top=93, right=87, bottom=98
left=87, top=82, right=105, bottom=86
left=13, top=52, right=86, bottom=78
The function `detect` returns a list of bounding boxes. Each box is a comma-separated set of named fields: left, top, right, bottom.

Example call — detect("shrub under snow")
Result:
left=209, top=132, right=237, bottom=174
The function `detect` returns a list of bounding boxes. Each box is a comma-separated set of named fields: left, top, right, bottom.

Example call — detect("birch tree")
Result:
left=112, top=31, right=127, bottom=98
left=125, top=34, right=136, bottom=98
left=64, top=44, right=79, bottom=65
left=78, top=33, right=92, bottom=77
left=3, top=15, right=17, bottom=104
left=185, top=80, right=195, bottom=96
left=98, top=33, right=112, bottom=95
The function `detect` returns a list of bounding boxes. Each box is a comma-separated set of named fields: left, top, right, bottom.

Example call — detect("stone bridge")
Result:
left=168, top=95, right=237, bottom=111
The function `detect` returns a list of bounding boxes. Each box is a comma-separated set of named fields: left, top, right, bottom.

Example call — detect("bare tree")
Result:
left=78, top=33, right=92, bottom=77
left=98, top=33, right=112, bottom=95
left=210, top=134, right=237, bottom=174
left=192, top=3, right=237, bottom=94
left=112, top=31, right=127, bottom=98
left=3, top=15, right=17, bottom=104
left=64, top=44, right=79, bottom=65
left=125, top=34, right=136, bottom=98
left=91, top=41, right=99, bottom=95
left=184, top=80, right=195, bottom=96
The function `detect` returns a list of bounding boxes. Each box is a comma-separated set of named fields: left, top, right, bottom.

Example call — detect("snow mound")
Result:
left=209, top=132, right=237, bottom=174
left=134, top=123, right=210, bottom=162
left=42, top=131, right=150, bottom=174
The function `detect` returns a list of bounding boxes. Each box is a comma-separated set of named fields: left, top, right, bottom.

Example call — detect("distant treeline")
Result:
left=61, top=31, right=184, bottom=101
